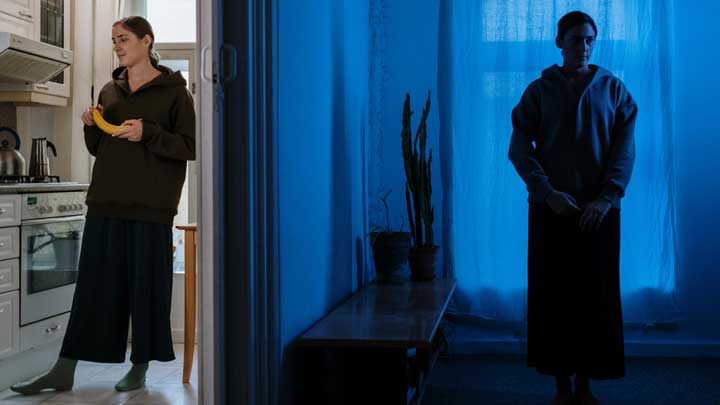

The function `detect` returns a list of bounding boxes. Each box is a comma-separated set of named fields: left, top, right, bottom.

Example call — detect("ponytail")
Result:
left=149, top=48, right=160, bottom=68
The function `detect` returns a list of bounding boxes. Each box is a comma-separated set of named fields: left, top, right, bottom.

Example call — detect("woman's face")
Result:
left=111, top=24, right=151, bottom=68
left=556, top=23, right=596, bottom=70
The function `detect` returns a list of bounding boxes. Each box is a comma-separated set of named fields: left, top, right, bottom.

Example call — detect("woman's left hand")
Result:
left=113, top=119, right=143, bottom=142
left=578, top=200, right=612, bottom=232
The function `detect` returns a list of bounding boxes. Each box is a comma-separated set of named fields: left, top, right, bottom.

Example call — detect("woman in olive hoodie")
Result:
left=12, top=16, right=195, bottom=395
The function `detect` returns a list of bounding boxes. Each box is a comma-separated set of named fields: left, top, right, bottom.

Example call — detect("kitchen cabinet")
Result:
left=0, top=259, right=19, bottom=294
left=0, top=6, right=33, bottom=38
left=0, top=290, right=20, bottom=360
left=33, top=0, right=71, bottom=98
left=0, top=226, right=18, bottom=261
left=0, top=0, right=35, bottom=24
left=0, top=195, right=21, bottom=227
left=0, top=0, right=70, bottom=105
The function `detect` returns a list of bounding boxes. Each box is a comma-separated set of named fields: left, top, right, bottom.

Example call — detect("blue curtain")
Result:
left=438, top=0, right=679, bottom=324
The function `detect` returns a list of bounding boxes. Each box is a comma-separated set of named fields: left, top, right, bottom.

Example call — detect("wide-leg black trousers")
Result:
left=60, top=216, right=175, bottom=363
left=526, top=203, right=625, bottom=380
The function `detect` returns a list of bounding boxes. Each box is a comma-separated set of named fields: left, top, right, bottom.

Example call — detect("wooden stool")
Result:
left=176, top=224, right=197, bottom=384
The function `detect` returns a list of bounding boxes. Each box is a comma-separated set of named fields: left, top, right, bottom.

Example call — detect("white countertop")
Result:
left=0, top=182, right=89, bottom=194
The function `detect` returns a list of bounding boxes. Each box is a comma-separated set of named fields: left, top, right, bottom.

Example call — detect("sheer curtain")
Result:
left=438, top=0, right=679, bottom=325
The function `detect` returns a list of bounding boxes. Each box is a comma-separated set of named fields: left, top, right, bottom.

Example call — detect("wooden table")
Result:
left=298, top=279, right=456, bottom=404
left=175, top=224, right=197, bottom=384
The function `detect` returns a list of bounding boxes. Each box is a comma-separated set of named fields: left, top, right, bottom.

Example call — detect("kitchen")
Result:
left=0, top=0, right=202, bottom=402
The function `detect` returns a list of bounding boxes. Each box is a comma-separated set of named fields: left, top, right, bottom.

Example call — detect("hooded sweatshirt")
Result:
left=508, top=64, right=637, bottom=208
left=84, top=65, right=196, bottom=224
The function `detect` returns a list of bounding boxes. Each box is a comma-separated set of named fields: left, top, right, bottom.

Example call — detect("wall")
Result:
left=0, top=103, right=16, bottom=132
left=277, top=0, right=369, bottom=387
left=369, top=0, right=443, bottom=252
left=672, top=0, right=720, bottom=342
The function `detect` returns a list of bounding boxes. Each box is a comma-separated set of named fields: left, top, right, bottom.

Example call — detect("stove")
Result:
left=0, top=177, right=89, bottom=353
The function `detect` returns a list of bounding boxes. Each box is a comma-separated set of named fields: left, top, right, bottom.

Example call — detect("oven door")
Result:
left=20, top=215, right=84, bottom=326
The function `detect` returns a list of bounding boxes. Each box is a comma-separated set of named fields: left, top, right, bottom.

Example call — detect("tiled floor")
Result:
left=0, top=344, right=197, bottom=404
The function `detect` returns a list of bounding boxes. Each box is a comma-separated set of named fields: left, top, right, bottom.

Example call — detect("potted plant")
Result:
left=369, top=190, right=412, bottom=283
left=402, top=90, right=439, bottom=281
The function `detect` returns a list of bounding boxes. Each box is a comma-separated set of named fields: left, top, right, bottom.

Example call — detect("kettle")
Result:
left=0, top=127, right=26, bottom=177
left=28, top=137, right=57, bottom=179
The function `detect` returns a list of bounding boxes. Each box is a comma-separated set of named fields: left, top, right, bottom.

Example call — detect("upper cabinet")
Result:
left=0, top=0, right=71, bottom=106
left=0, top=1, right=35, bottom=23
left=35, top=0, right=71, bottom=98
left=0, top=0, right=36, bottom=38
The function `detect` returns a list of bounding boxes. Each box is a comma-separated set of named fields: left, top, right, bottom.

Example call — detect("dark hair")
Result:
left=557, top=11, right=597, bottom=40
left=112, top=16, right=160, bottom=68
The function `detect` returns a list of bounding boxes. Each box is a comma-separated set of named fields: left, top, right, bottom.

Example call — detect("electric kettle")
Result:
left=28, top=137, right=57, bottom=178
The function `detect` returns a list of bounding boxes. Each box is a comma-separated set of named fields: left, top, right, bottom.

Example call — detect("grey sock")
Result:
left=114, top=362, right=148, bottom=392
left=10, top=357, right=77, bottom=395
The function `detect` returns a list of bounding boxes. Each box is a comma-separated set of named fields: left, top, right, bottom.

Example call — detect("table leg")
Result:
left=182, top=230, right=197, bottom=384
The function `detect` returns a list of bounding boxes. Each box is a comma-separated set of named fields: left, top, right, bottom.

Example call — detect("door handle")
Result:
left=219, top=43, right=237, bottom=84
left=201, top=45, right=214, bottom=83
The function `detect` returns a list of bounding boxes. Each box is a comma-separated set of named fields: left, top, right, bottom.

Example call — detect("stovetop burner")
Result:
left=0, top=175, right=61, bottom=184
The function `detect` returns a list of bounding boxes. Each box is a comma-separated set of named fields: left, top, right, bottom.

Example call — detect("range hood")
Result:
left=0, top=32, right=72, bottom=84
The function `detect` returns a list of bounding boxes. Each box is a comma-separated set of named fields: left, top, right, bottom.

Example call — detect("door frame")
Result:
left=197, top=0, right=280, bottom=403
left=196, top=0, right=219, bottom=403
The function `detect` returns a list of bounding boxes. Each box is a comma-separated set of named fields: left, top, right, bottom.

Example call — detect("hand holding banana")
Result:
left=82, top=105, right=142, bottom=142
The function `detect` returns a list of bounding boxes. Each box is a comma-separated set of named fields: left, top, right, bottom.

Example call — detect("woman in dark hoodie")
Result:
left=509, top=11, right=637, bottom=405
left=12, top=16, right=195, bottom=395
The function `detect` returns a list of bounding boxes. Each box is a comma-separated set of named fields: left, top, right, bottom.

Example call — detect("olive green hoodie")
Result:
left=84, top=65, right=196, bottom=225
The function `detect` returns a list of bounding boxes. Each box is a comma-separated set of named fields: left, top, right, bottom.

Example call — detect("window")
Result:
left=440, top=0, right=678, bottom=323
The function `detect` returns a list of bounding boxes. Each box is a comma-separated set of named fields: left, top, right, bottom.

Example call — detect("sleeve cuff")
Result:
left=599, top=184, right=623, bottom=208
left=141, top=121, right=160, bottom=142
left=532, top=181, right=555, bottom=202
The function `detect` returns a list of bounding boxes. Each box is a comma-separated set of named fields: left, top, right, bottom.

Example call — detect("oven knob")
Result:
left=38, top=206, right=47, bottom=214
left=47, top=206, right=54, bottom=213
left=74, top=204, right=82, bottom=211
left=58, top=204, right=67, bottom=212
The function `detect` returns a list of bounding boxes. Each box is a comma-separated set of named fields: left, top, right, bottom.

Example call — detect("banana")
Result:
left=91, top=107, right=129, bottom=135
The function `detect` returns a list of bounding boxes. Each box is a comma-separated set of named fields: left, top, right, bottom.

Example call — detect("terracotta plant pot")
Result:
left=370, top=232, right=412, bottom=281
left=408, top=245, right=440, bottom=282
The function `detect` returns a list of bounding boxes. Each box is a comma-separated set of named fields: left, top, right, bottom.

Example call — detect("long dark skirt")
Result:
left=526, top=203, right=625, bottom=380
left=60, top=216, right=176, bottom=364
